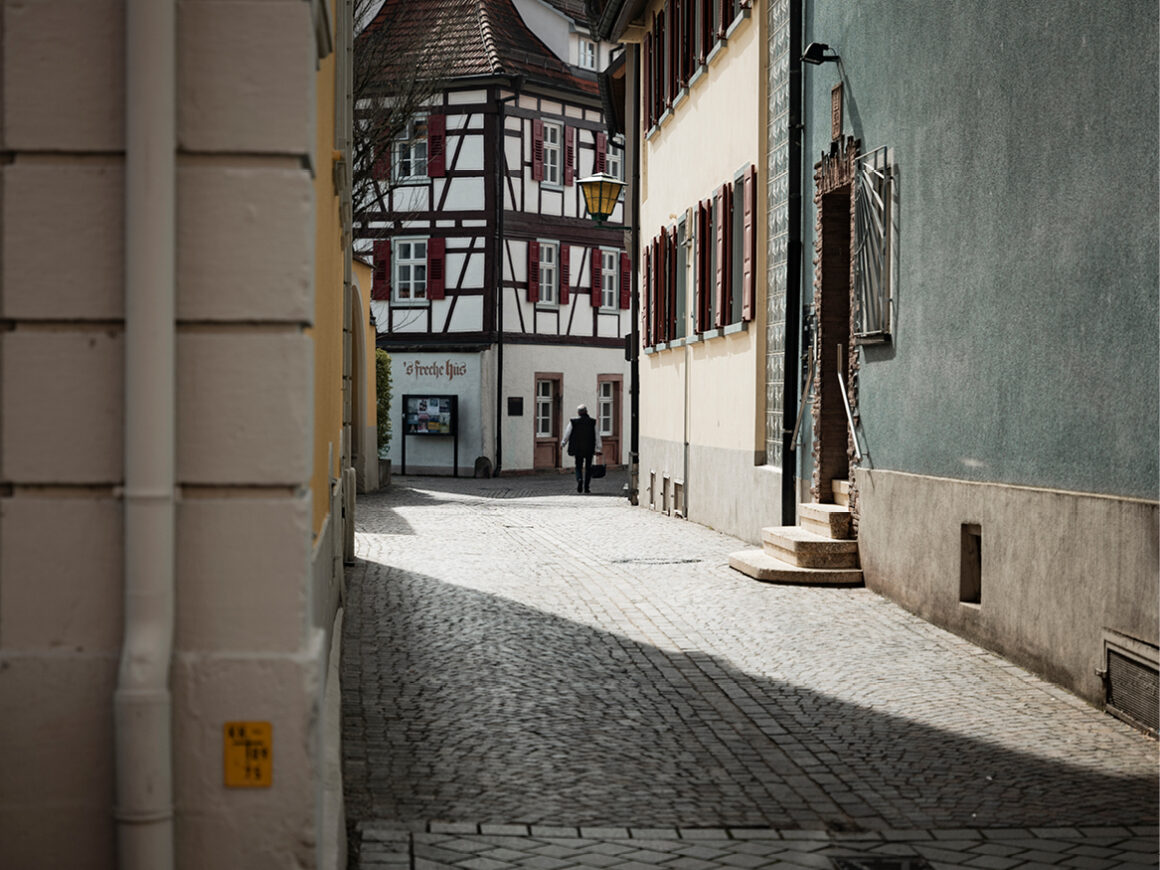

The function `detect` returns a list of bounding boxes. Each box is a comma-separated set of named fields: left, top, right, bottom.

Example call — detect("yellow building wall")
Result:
left=638, top=1, right=766, bottom=456
left=355, top=259, right=379, bottom=437
left=310, top=1, right=345, bottom=536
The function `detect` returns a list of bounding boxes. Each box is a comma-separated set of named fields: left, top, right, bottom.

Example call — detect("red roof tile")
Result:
left=361, top=0, right=597, bottom=97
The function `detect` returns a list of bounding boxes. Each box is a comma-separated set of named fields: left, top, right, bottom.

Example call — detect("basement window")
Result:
left=1101, top=630, right=1159, bottom=735
left=959, top=523, right=981, bottom=605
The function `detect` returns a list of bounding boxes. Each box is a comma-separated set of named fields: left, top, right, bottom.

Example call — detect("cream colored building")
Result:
left=0, top=1, right=366, bottom=867
left=631, top=0, right=776, bottom=540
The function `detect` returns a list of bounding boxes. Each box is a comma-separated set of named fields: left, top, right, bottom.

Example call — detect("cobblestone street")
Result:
left=342, top=473, right=1158, bottom=869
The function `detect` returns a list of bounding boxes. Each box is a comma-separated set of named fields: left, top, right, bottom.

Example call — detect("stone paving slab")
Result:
left=344, top=474, right=1158, bottom=868
left=356, top=822, right=1159, bottom=869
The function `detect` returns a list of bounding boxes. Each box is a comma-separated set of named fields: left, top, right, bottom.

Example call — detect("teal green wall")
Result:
left=801, top=1, right=1159, bottom=500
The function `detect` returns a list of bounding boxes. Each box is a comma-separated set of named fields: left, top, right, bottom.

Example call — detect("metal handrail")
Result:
left=788, top=349, right=815, bottom=447
left=836, top=345, right=863, bottom=462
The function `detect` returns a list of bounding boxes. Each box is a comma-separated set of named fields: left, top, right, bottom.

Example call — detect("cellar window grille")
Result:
left=1101, top=630, right=1158, bottom=736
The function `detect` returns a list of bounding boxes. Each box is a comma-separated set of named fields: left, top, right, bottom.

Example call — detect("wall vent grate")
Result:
left=1106, top=649, right=1159, bottom=734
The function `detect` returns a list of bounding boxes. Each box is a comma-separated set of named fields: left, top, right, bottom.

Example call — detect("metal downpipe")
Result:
left=115, top=0, right=176, bottom=867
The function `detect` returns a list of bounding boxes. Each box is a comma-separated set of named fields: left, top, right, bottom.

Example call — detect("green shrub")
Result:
left=375, top=348, right=392, bottom=458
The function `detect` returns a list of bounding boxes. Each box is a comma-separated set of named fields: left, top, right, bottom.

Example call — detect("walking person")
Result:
left=561, top=404, right=602, bottom=493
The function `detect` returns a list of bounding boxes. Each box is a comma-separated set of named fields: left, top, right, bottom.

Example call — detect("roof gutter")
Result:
left=590, top=0, right=649, bottom=42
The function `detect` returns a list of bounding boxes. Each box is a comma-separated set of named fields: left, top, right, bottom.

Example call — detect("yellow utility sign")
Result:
left=223, top=721, right=272, bottom=788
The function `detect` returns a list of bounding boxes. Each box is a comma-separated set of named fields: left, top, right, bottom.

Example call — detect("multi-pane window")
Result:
left=394, top=120, right=427, bottom=180
left=578, top=39, right=597, bottom=70
left=535, top=380, right=554, bottom=437
left=607, top=143, right=623, bottom=181
left=543, top=122, right=562, bottom=185
left=601, top=250, right=618, bottom=309
left=598, top=382, right=614, bottom=436
left=539, top=241, right=559, bottom=304
left=394, top=239, right=427, bottom=302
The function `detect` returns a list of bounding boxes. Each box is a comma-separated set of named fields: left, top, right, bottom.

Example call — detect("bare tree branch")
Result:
left=352, top=0, right=452, bottom=252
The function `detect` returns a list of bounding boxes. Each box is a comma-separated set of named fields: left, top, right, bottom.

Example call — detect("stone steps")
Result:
left=728, top=487, right=862, bottom=585
left=762, top=525, right=859, bottom=569
left=833, top=478, right=851, bottom=506
left=728, top=548, right=863, bottom=585
left=799, top=501, right=853, bottom=539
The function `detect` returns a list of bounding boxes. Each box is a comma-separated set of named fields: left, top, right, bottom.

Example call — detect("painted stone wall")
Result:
left=801, top=0, right=1159, bottom=500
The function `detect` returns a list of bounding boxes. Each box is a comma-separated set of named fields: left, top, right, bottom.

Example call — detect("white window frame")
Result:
left=606, top=142, right=624, bottom=182
left=542, top=122, right=562, bottom=187
left=578, top=38, right=597, bottom=70
left=393, top=237, right=428, bottom=304
left=600, top=248, right=618, bottom=309
left=538, top=240, right=559, bottom=305
left=535, top=380, right=554, bottom=437
left=598, top=381, right=614, bottom=437
left=393, top=119, right=428, bottom=181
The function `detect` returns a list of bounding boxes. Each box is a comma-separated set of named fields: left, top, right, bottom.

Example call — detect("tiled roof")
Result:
left=539, top=0, right=590, bottom=23
left=361, top=0, right=597, bottom=97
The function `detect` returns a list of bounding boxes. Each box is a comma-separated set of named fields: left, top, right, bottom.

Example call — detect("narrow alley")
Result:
left=342, top=474, right=1158, bottom=869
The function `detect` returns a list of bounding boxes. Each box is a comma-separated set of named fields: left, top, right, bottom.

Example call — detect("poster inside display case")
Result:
left=403, top=394, right=457, bottom=436
left=400, top=394, right=460, bottom=476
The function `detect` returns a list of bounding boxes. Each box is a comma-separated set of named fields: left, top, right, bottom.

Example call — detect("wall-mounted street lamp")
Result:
left=802, top=42, right=840, bottom=65
left=577, top=172, right=625, bottom=224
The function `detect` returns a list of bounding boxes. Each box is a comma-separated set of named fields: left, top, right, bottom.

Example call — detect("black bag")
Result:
left=589, top=463, right=606, bottom=479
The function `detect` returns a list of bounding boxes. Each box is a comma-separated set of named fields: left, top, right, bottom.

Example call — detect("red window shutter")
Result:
left=643, top=33, right=653, bottom=126
left=718, top=0, right=730, bottom=37
left=564, top=126, right=575, bottom=186
left=590, top=248, right=602, bottom=307
left=666, top=0, right=677, bottom=99
left=427, top=237, right=445, bottom=300
left=427, top=114, right=446, bottom=178
left=742, top=164, right=756, bottom=321
left=372, top=240, right=391, bottom=301
left=595, top=132, right=607, bottom=174
left=668, top=227, right=678, bottom=339
left=619, top=252, right=631, bottom=309
left=560, top=244, right=570, bottom=305
left=657, top=232, right=668, bottom=342
left=643, top=247, right=652, bottom=345
left=532, top=119, right=544, bottom=182
left=528, top=240, right=540, bottom=302
left=700, top=0, right=712, bottom=61
left=715, top=185, right=727, bottom=328
left=678, top=0, right=688, bottom=86
left=699, top=200, right=711, bottom=331
left=372, top=149, right=390, bottom=181
left=649, top=240, right=658, bottom=345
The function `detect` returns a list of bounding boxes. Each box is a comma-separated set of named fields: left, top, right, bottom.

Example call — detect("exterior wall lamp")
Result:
left=577, top=172, right=625, bottom=224
left=802, top=42, right=840, bottom=64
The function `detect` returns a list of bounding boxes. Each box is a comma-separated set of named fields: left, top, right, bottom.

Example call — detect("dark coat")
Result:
left=567, top=415, right=597, bottom=457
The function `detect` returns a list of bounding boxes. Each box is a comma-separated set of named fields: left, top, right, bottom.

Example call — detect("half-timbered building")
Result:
left=360, top=0, right=631, bottom=476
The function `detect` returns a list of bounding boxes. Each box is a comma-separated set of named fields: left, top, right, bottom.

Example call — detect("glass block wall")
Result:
left=765, top=0, right=791, bottom=467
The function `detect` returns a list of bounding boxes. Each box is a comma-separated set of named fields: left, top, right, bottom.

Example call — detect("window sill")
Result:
left=701, top=326, right=724, bottom=339
left=672, top=88, right=689, bottom=111
left=540, top=181, right=564, bottom=191
left=725, top=8, right=750, bottom=40
left=392, top=300, right=429, bottom=308
left=688, top=64, right=708, bottom=88
left=706, top=39, right=727, bottom=66
left=723, top=321, right=748, bottom=336
left=394, top=176, right=429, bottom=186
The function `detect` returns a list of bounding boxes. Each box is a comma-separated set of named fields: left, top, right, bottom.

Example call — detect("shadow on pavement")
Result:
left=341, top=562, right=1158, bottom=839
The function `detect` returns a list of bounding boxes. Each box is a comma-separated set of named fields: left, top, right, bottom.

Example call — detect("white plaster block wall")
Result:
left=0, top=0, right=327, bottom=865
